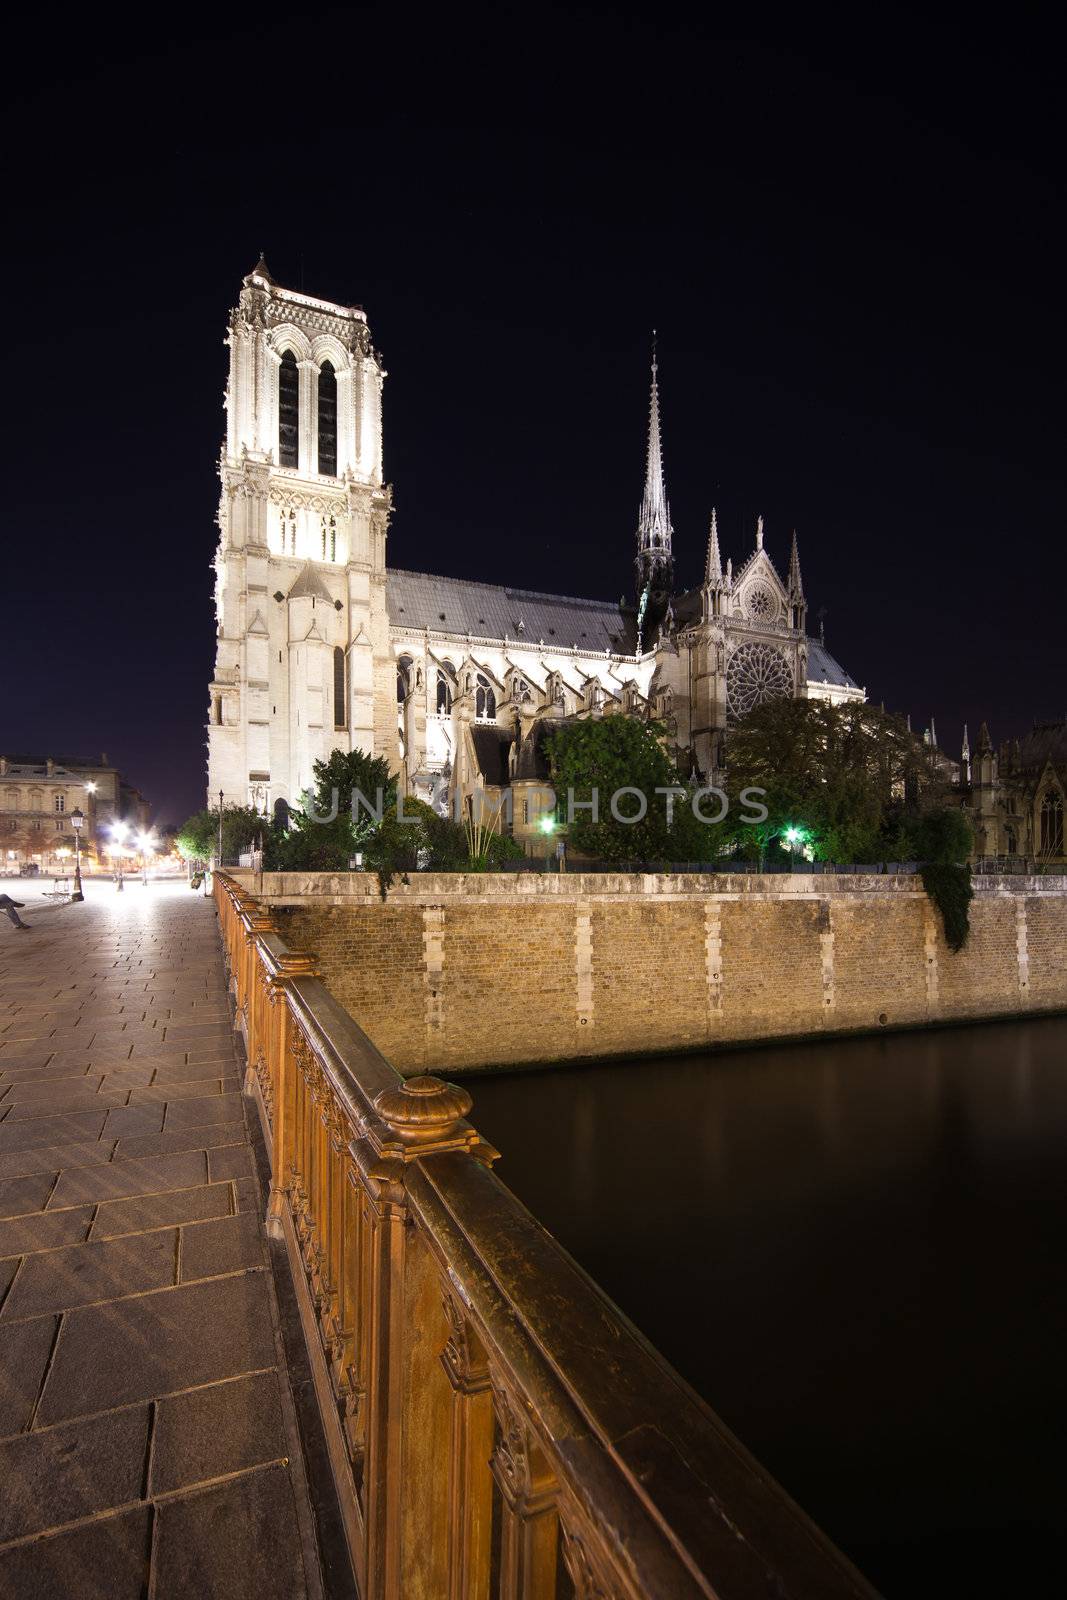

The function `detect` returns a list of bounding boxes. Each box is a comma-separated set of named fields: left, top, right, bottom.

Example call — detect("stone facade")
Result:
left=964, top=719, right=1067, bottom=868
left=231, top=871, right=1067, bottom=1072
left=207, top=264, right=864, bottom=830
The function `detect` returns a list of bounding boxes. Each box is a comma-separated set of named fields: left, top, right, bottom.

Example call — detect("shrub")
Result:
left=921, top=861, right=973, bottom=951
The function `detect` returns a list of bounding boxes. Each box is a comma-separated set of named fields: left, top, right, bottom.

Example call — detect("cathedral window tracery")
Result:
left=475, top=674, right=496, bottom=720
left=436, top=669, right=453, bottom=715
left=278, top=350, right=299, bottom=468
left=317, top=360, right=338, bottom=476
left=1040, top=790, right=1063, bottom=855
left=334, top=648, right=346, bottom=729
left=726, top=642, right=793, bottom=722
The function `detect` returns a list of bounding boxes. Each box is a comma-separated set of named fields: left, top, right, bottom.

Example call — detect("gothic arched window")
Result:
left=317, top=361, right=337, bottom=476
left=333, top=647, right=346, bottom=728
left=397, top=657, right=412, bottom=705
left=1040, top=791, right=1064, bottom=855
left=278, top=350, right=299, bottom=468
left=436, top=669, right=453, bottom=715
left=475, top=674, right=496, bottom=720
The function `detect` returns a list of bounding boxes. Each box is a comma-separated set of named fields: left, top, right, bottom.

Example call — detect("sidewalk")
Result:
left=0, top=881, right=322, bottom=1598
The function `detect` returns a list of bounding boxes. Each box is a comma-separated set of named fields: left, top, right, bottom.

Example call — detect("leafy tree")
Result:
left=262, top=748, right=397, bottom=872
left=724, top=699, right=946, bottom=863
left=302, top=748, right=395, bottom=840
left=907, top=805, right=973, bottom=864
left=176, top=805, right=263, bottom=865
left=544, top=716, right=728, bottom=864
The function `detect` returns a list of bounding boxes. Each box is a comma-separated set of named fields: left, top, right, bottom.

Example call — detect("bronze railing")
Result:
left=215, top=872, right=877, bottom=1600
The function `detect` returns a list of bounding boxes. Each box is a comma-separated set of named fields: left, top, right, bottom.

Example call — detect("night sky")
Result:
left=6, top=10, right=1063, bottom=826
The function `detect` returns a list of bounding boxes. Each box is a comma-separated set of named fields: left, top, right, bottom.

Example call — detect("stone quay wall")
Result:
left=229, top=871, right=1067, bottom=1073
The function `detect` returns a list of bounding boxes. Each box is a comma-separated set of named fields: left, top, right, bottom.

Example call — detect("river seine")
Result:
left=471, top=1015, right=1067, bottom=1597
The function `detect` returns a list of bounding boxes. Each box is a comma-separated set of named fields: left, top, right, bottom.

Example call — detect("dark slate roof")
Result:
left=470, top=727, right=514, bottom=787
left=806, top=639, right=860, bottom=689
left=287, top=563, right=335, bottom=602
left=514, top=722, right=553, bottom=781
left=1013, top=720, right=1067, bottom=772
left=387, top=568, right=638, bottom=653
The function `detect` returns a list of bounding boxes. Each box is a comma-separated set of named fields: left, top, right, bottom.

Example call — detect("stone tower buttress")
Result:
left=207, top=258, right=392, bottom=812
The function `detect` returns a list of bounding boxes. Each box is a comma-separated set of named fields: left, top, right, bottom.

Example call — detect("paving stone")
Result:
left=0, top=1504, right=152, bottom=1599
left=0, top=1403, right=151, bottom=1541
left=207, top=1145, right=255, bottom=1182
left=111, top=1129, right=245, bottom=1161
left=37, top=1271, right=275, bottom=1423
left=48, top=1150, right=207, bottom=1207
left=1, top=1226, right=178, bottom=1319
left=129, top=1079, right=227, bottom=1102
left=0, top=1141, right=116, bottom=1182
left=151, top=1059, right=240, bottom=1084
left=102, top=1104, right=167, bottom=1137
left=0, top=1072, right=105, bottom=1097
left=0, top=1258, right=17, bottom=1311
left=152, top=1464, right=306, bottom=1600
left=0, top=1206, right=94, bottom=1259
left=1, top=1089, right=130, bottom=1118
left=0, top=1315, right=57, bottom=1434
left=233, top=1177, right=262, bottom=1215
left=165, top=1094, right=245, bottom=1131
left=92, top=1184, right=233, bottom=1239
left=0, top=1111, right=108, bottom=1151
left=180, top=1213, right=263, bottom=1281
left=0, top=1172, right=56, bottom=1218
left=150, top=1371, right=287, bottom=1495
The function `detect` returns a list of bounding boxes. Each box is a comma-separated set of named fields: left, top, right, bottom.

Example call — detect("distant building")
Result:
left=0, top=753, right=148, bottom=871
left=208, top=261, right=864, bottom=842
left=965, top=720, right=1067, bottom=867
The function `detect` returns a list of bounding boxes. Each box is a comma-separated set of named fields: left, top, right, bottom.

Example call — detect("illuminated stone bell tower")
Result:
left=206, top=257, right=395, bottom=812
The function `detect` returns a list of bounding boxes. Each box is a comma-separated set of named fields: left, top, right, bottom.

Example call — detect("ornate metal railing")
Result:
left=215, top=872, right=876, bottom=1600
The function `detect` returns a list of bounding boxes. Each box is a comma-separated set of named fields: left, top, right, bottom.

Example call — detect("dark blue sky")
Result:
left=4, top=8, right=1063, bottom=824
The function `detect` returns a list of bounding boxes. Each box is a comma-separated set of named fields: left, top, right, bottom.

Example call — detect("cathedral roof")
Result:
left=470, top=727, right=514, bottom=787
left=387, top=569, right=639, bottom=655
left=1010, top=720, right=1067, bottom=772
left=286, top=563, right=335, bottom=603
left=806, top=639, right=860, bottom=689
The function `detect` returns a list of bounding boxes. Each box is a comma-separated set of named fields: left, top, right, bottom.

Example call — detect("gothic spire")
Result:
left=704, top=508, right=722, bottom=585
left=976, top=721, right=993, bottom=754
left=788, top=529, right=804, bottom=598
left=637, top=338, right=673, bottom=560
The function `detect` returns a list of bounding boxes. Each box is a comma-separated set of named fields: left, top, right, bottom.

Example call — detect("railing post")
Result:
left=491, top=1385, right=561, bottom=1600
left=359, top=1077, right=486, bottom=1600
left=265, top=968, right=319, bottom=1233
left=441, top=1295, right=494, bottom=1600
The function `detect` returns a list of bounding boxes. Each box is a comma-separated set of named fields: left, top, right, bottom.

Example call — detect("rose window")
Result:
left=745, top=583, right=776, bottom=621
left=726, top=642, right=793, bottom=721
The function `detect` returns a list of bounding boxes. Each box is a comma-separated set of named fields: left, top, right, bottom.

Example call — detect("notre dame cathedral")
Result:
left=207, top=261, right=864, bottom=845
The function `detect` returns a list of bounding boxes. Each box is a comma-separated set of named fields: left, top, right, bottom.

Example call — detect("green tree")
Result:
left=263, top=748, right=398, bottom=872
left=302, top=748, right=395, bottom=839
left=544, top=716, right=728, bottom=864
left=724, top=699, right=941, bottom=863
left=176, top=805, right=263, bottom=865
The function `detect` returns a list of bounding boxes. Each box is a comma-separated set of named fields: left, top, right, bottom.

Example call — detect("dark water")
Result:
left=469, top=1016, right=1067, bottom=1598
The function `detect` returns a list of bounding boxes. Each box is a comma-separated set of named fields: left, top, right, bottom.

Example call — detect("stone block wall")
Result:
left=233, top=871, right=1067, bottom=1073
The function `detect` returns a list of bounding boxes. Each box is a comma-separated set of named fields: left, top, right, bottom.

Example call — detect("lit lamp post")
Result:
left=111, top=820, right=128, bottom=892
left=70, top=807, right=85, bottom=902
left=137, top=831, right=155, bottom=887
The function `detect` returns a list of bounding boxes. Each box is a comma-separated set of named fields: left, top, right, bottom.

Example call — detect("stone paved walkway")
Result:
left=0, top=881, right=323, bottom=1599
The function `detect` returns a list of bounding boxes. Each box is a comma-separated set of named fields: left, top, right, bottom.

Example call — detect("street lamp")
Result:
left=111, top=820, right=128, bottom=892
left=136, top=831, right=155, bottom=887
left=70, top=807, right=85, bottom=902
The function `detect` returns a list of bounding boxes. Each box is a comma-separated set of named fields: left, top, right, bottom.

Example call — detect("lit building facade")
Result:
left=207, top=263, right=864, bottom=830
